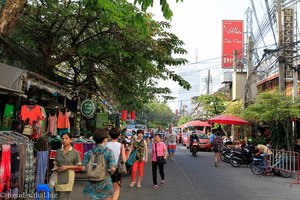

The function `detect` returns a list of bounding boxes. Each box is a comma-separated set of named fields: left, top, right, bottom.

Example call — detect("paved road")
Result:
left=71, top=144, right=300, bottom=200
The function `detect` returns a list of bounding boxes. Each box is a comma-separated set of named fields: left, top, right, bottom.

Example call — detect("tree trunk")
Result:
left=0, top=0, right=27, bottom=35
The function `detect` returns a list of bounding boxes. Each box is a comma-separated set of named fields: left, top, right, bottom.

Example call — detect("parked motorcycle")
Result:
left=191, top=139, right=199, bottom=157
left=220, top=146, right=232, bottom=163
left=230, top=147, right=254, bottom=167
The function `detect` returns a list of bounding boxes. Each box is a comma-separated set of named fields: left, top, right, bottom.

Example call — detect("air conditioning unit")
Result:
left=221, top=71, right=233, bottom=83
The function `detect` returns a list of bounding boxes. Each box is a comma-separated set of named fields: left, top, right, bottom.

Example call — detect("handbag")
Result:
left=126, top=149, right=137, bottom=168
left=22, top=125, right=33, bottom=136
left=155, top=143, right=166, bottom=165
left=118, top=145, right=127, bottom=174
left=49, top=171, right=57, bottom=188
left=125, top=140, right=143, bottom=168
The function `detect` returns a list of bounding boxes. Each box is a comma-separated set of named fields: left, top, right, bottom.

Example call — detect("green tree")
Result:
left=0, top=0, right=190, bottom=110
left=195, top=93, right=226, bottom=119
left=178, top=115, right=192, bottom=126
left=135, top=99, right=175, bottom=128
left=242, top=92, right=300, bottom=150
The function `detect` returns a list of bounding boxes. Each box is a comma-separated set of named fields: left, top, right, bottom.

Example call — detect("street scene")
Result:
left=70, top=145, right=300, bottom=200
left=1, top=0, right=300, bottom=200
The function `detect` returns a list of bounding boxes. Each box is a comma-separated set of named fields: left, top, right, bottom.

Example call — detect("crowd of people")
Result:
left=52, top=126, right=294, bottom=200
left=51, top=126, right=177, bottom=200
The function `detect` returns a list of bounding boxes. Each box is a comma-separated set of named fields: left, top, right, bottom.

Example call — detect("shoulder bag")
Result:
left=156, top=143, right=166, bottom=165
left=126, top=140, right=143, bottom=168
left=117, top=144, right=127, bottom=174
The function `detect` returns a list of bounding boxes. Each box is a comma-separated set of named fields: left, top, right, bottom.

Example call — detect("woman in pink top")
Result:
left=151, top=134, right=167, bottom=189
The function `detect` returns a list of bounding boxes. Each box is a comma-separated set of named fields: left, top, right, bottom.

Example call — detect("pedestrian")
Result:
left=212, top=131, right=223, bottom=167
left=106, top=128, right=127, bottom=200
left=151, top=134, right=167, bottom=189
left=53, top=132, right=82, bottom=200
left=178, top=130, right=182, bottom=144
left=128, top=129, right=148, bottom=188
left=82, top=129, right=116, bottom=200
left=165, top=129, right=177, bottom=160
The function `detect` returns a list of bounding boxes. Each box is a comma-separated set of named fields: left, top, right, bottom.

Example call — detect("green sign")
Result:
left=81, top=100, right=96, bottom=118
left=96, top=112, right=109, bottom=128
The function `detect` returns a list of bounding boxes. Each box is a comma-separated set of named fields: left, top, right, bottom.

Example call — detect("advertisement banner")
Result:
left=222, top=20, right=244, bottom=68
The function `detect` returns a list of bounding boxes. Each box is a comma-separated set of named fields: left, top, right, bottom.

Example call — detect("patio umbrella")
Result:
left=185, top=120, right=211, bottom=127
left=208, top=114, right=249, bottom=125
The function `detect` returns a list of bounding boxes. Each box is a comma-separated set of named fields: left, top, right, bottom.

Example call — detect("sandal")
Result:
left=152, top=185, right=159, bottom=189
left=161, top=180, right=165, bottom=185
left=128, top=182, right=135, bottom=188
left=137, top=183, right=141, bottom=188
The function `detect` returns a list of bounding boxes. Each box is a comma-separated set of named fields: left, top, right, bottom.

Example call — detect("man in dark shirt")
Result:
left=189, top=132, right=199, bottom=149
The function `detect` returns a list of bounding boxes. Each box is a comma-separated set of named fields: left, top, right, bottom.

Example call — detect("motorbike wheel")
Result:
left=220, top=154, right=227, bottom=162
left=250, top=161, right=264, bottom=175
left=230, top=158, right=241, bottom=168
left=192, top=147, right=197, bottom=157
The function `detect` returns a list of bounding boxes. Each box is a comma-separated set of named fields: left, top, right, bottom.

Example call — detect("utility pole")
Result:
left=277, top=0, right=285, bottom=93
left=244, top=36, right=254, bottom=108
left=233, top=50, right=238, bottom=72
left=206, top=69, right=211, bottom=94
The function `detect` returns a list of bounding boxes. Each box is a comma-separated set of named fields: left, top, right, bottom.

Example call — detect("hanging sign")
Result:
left=81, top=100, right=96, bottom=118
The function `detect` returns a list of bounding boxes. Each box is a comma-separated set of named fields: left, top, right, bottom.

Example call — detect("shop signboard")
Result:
left=81, top=100, right=96, bottom=118
left=283, top=8, right=294, bottom=81
left=96, top=112, right=109, bottom=128
left=222, top=20, right=244, bottom=68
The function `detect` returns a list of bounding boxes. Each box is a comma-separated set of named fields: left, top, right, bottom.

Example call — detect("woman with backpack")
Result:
left=53, top=132, right=82, bottom=200
left=212, top=131, right=223, bottom=167
left=128, top=129, right=148, bottom=188
left=106, top=128, right=127, bottom=200
left=82, top=129, right=116, bottom=200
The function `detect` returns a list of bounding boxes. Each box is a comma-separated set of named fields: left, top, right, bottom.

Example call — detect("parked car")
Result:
left=197, top=133, right=212, bottom=151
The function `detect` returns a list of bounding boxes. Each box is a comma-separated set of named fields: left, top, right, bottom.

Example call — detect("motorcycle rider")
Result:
left=189, top=131, right=199, bottom=150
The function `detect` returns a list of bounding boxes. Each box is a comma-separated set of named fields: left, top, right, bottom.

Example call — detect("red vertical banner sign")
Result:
left=130, top=111, right=135, bottom=121
left=222, top=20, right=244, bottom=68
left=121, top=110, right=127, bottom=121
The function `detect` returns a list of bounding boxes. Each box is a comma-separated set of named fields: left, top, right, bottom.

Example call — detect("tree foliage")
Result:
left=196, top=93, right=226, bottom=119
left=135, top=99, right=175, bottom=128
left=242, top=92, right=300, bottom=150
left=178, top=115, right=192, bottom=126
left=0, top=0, right=190, bottom=110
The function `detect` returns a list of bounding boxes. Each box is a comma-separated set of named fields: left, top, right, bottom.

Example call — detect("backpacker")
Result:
left=86, top=148, right=107, bottom=181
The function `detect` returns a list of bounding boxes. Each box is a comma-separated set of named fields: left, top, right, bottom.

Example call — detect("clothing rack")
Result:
left=0, top=131, right=29, bottom=144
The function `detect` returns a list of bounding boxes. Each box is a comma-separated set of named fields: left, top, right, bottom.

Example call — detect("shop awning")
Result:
left=0, top=63, right=73, bottom=98
left=0, top=63, right=26, bottom=93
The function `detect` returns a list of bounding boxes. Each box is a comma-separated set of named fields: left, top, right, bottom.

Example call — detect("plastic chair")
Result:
left=36, top=184, right=53, bottom=200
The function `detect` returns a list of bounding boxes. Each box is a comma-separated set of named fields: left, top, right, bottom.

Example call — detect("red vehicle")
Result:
left=198, top=134, right=212, bottom=151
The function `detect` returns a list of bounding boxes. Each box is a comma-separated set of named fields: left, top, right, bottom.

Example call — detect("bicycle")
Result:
left=250, top=154, right=292, bottom=178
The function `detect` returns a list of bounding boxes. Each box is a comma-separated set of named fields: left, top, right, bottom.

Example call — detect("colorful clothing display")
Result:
left=47, top=115, right=57, bottom=136
left=20, top=105, right=43, bottom=125
left=0, top=144, right=11, bottom=192
left=57, top=110, right=70, bottom=129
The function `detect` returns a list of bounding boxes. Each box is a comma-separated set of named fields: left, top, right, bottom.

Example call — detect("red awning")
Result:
left=208, top=114, right=249, bottom=125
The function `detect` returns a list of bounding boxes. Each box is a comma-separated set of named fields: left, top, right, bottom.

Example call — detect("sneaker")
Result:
left=152, top=185, right=159, bottom=189
left=161, top=180, right=165, bottom=185
left=137, top=184, right=141, bottom=188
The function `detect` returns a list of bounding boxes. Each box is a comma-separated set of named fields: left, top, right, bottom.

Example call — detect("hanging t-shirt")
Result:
left=20, top=105, right=43, bottom=125
left=2, top=104, right=14, bottom=129
left=47, top=115, right=57, bottom=136
left=57, top=110, right=70, bottom=129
